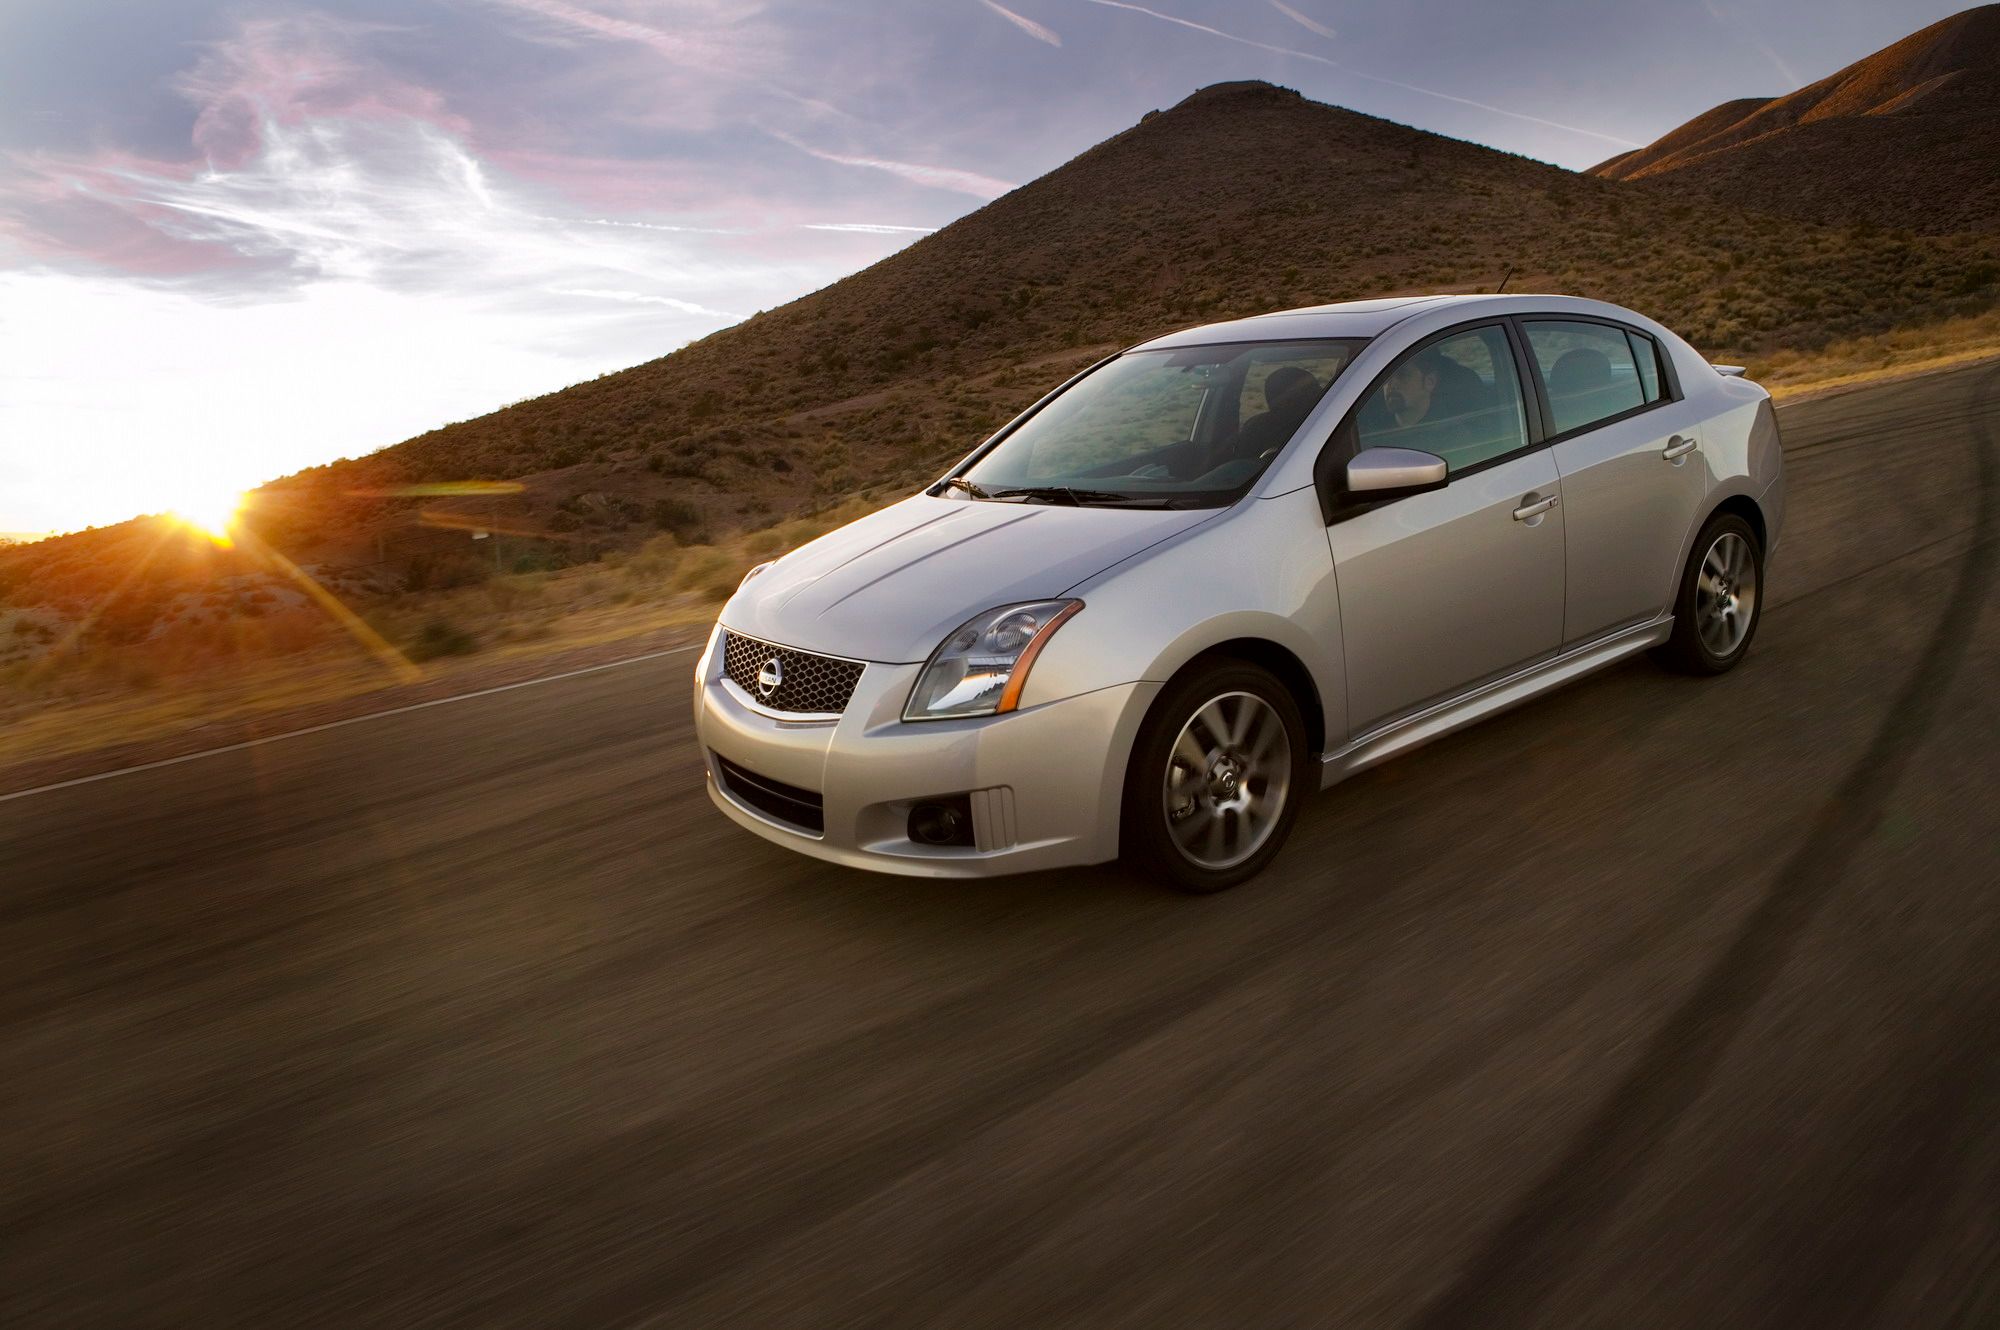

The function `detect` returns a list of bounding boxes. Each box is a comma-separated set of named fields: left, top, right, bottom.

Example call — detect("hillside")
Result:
left=1593, top=5, right=2000, bottom=234
left=280, top=79, right=1988, bottom=546
left=5, top=71, right=1997, bottom=679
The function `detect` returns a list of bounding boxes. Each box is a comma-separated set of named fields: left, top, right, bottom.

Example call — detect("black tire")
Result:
left=1120, top=659, right=1311, bottom=893
left=1657, top=510, right=1763, bottom=675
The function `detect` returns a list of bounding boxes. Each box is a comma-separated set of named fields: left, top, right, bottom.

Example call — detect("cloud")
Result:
left=1268, top=1, right=1335, bottom=42
left=770, top=130, right=1015, bottom=199
left=0, top=11, right=947, bottom=535
left=558, top=216, right=749, bottom=234
left=468, top=0, right=851, bottom=120
left=977, top=0, right=1062, bottom=47
left=801, top=222, right=939, bottom=234
left=1082, top=0, right=1328, bottom=64
left=471, top=0, right=733, bottom=67
left=548, top=286, right=741, bottom=316
left=1082, top=0, right=1640, bottom=148
left=174, top=13, right=466, bottom=169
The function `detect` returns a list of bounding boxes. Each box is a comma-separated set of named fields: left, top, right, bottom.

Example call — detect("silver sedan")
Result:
left=695, top=294, right=1785, bottom=890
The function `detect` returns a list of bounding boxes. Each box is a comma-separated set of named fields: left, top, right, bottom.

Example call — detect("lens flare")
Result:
left=168, top=488, right=247, bottom=546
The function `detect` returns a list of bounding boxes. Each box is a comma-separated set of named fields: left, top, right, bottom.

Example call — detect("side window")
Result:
left=1524, top=320, right=1646, bottom=434
left=1627, top=330, right=1664, bottom=403
left=1353, top=325, right=1530, bottom=474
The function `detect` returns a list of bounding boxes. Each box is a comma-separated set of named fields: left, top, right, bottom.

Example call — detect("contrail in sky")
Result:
left=1081, top=0, right=1641, bottom=148
left=979, top=0, right=1063, bottom=46
left=1268, top=0, right=1336, bottom=41
left=1700, top=0, right=1801, bottom=88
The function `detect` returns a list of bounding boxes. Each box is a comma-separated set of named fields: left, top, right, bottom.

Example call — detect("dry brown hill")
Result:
left=5, top=74, right=1996, bottom=666
left=291, top=79, right=1989, bottom=539
left=1592, top=5, right=2000, bottom=234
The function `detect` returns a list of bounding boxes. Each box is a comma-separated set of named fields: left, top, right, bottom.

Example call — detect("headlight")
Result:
left=904, top=600, right=1082, bottom=721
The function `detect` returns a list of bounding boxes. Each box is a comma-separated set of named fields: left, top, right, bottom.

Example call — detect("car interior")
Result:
left=1352, top=326, right=1529, bottom=473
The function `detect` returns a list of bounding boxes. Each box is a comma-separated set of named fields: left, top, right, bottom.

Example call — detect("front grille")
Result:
left=721, top=631, right=865, bottom=716
left=713, top=753, right=824, bottom=834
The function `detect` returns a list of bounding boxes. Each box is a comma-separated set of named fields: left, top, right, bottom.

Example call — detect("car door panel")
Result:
left=1520, top=319, right=1710, bottom=646
left=1328, top=448, right=1566, bottom=736
left=1550, top=403, right=1711, bottom=643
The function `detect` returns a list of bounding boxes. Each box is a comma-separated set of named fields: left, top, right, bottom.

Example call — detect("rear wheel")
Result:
left=1658, top=511, right=1763, bottom=675
left=1121, top=660, right=1309, bottom=893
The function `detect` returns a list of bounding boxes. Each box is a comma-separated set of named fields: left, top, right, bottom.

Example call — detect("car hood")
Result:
left=721, top=493, right=1216, bottom=662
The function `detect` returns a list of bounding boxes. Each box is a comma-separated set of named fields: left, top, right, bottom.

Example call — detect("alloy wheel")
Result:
left=1696, top=530, right=1758, bottom=658
left=1162, top=690, right=1293, bottom=870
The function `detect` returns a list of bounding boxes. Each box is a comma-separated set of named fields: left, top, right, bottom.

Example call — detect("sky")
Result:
left=0, top=0, right=1976, bottom=536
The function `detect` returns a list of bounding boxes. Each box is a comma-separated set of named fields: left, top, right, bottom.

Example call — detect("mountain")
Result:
left=5, top=64, right=1995, bottom=660
left=1592, top=5, right=2000, bottom=234
left=268, top=78, right=1986, bottom=545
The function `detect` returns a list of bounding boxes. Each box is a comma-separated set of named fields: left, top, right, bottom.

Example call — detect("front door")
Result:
left=1325, top=323, right=1566, bottom=736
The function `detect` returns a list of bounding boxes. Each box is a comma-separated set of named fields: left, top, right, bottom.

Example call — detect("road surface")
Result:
left=5, top=362, right=1997, bottom=1328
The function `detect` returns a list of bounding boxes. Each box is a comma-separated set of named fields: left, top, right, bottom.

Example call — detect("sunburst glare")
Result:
left=166, top=486, right=248, bottom=547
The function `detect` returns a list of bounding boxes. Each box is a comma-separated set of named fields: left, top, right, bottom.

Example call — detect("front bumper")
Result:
left=692, top=630, right=1158, bottom=877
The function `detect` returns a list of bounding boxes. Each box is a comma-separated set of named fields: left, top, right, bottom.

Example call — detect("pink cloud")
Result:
left=176, top=15, right=469, bottom=169
left=0, top=150, right=275, bottom=276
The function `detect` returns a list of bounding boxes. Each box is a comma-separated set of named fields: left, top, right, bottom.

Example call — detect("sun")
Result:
left=167, top=486, right=247, bottom=546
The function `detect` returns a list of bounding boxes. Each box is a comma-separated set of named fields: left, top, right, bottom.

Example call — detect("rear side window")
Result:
left=1352, top=325, right=1530, bottom=475
left=1524, top=320, right=1646, bottom=435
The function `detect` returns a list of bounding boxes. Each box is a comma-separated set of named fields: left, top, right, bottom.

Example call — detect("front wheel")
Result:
left=1120, top=661, right=1309, bottom=893
left=1658, top=511, right=1763, bottom=675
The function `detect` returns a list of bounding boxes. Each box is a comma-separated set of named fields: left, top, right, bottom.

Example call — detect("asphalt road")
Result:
left=5, top=362, right=1998, bottom=1329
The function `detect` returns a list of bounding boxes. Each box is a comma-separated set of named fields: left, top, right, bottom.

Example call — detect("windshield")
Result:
left=948, top=338, right=1366, bottom=507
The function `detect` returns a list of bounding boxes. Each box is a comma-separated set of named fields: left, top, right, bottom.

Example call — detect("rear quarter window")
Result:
left=1627, top=330, right=1665, bottom=403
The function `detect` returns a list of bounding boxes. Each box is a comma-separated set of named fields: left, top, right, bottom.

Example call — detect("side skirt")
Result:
left=1319, top=616, right=1674, bottom=790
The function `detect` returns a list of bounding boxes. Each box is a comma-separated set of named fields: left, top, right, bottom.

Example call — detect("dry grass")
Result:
left=1752, top=309, right=2000, bottom=399
left=0, top=513, right=853, bottom=775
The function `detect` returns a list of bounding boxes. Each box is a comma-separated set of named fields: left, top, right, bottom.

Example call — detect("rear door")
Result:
left=1324, top=322, right=1566, bottom=735
left=1520, top=318, right=1710, bottom=646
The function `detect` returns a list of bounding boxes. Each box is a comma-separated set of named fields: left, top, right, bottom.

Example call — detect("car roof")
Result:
left=1128, top=293, right=1636, bottom=349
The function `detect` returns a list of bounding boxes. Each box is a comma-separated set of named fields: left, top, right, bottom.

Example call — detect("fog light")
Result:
left=908, top=797, right=975, bottom=847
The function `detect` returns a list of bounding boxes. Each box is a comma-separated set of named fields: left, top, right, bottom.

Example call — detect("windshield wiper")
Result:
left=990, top=485, right=1137, bottom=506
left=941, top=476, right=991, bottom=499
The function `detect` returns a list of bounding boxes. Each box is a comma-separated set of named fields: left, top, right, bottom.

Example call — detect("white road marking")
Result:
left=0, top=643, right=703, bottom=806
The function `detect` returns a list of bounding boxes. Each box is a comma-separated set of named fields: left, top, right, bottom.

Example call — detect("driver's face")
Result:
left=1384, top=361, right=1435, bottom=426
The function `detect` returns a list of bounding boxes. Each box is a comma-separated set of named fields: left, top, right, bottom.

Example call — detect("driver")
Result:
left=1380, top=349, right=1446, bottom=429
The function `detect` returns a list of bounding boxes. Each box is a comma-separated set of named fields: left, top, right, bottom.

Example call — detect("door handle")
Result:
left=1663, top=435, right=1698, bottom=460
left=1512, top=494, right=1559, bottom=522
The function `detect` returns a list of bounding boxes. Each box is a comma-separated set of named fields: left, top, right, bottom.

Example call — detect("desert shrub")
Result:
left=483, top=575, right=549, bottom=612
left=651, top=497, right=711, bottom=543
left=403, top=551, right=492, bottom=592
left=511, top=547, right=562, bottom=574
left=674, top=546, right=743, bottom=601
left=1954, top=263, right=1998, bottom=297
left=408, top=618, right=478, bottom=661
left=627, top=533, right=681, bottom=580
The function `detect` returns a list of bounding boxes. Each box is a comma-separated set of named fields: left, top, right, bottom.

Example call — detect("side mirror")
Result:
left=1343, top=447, right=1447, bottom=503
